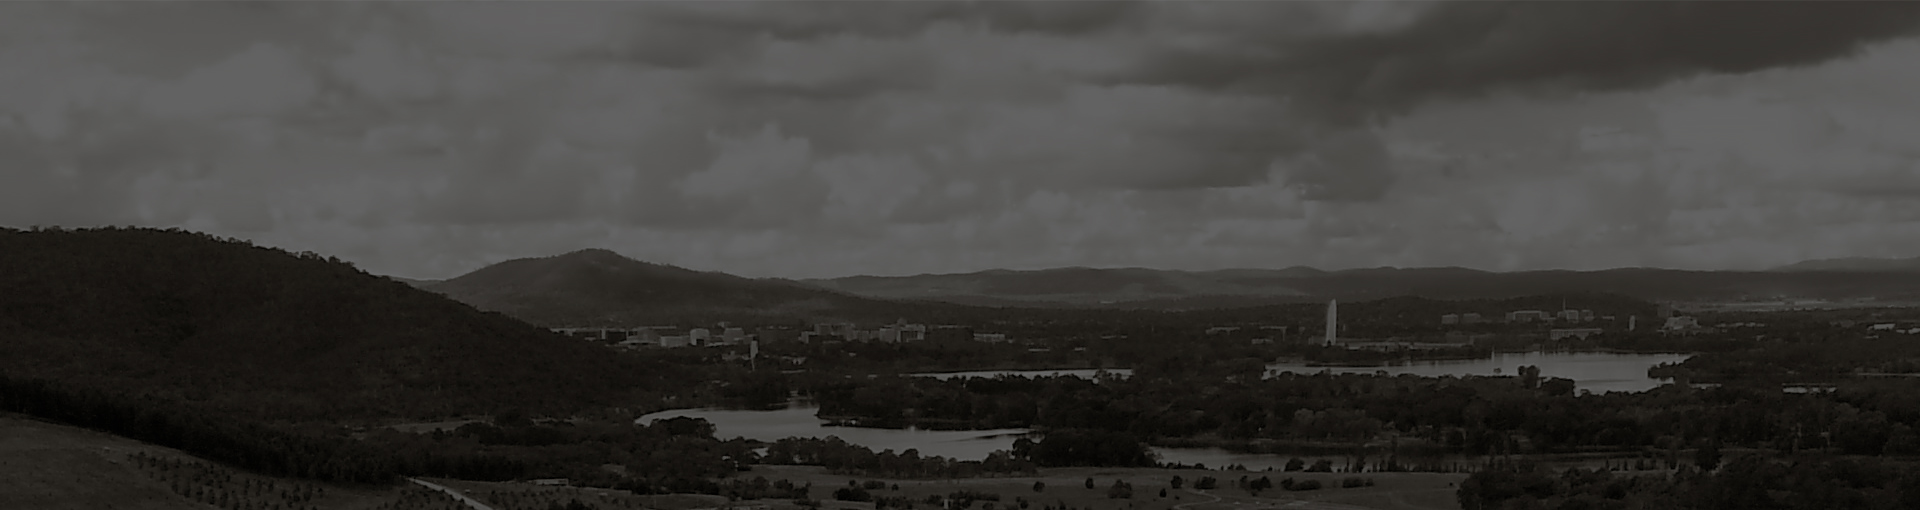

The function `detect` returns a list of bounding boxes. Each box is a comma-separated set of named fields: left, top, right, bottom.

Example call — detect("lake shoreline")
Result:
left=898, top=348, right=1699, bottom=375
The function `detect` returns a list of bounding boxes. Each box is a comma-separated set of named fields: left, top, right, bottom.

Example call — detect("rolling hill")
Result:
left=0, top=227, right=670, bottom=422
left=806, top=265, right=1920, bottom=307
left=1770, top=256, right=1920, bottom=273
left=421, top=248, right=966, bottom=326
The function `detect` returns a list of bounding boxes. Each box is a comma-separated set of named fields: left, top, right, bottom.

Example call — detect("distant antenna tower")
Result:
left=1324, top=299, right=1338, bottom=346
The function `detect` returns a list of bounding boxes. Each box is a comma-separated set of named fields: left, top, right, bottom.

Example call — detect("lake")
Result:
left=638, top=405, right=1400, bottom=470
left=644, top=352, right=1691, bottom=466
left=637, top=405, right=1030, bottom=461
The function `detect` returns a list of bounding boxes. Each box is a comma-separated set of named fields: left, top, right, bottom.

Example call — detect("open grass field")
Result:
left=422, top=465, right=1464, bottom=510
left=3, top=414, right=1465, bottom=510
left=0, top=413, right=466, bottom=510
left=429, top=477, right=719, bottom=510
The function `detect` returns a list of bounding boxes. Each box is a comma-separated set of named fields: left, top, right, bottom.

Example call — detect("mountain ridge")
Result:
left=422, top=248, right=969, bottom=326
left=1769, top=255, right=1920, bottom=273
left=801, top=263, right=1920, bottom=307
left=413, top=250, right=1920, bottom=318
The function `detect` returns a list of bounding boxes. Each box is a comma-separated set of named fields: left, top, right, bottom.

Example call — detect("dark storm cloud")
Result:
left=1126, top=1, right=1920, bottom=122
left=584, top=1, right=1143, bottom=69
left=14, top=1, right=1920, bottom=279
left=645, top=1, right=1142, bottom=40
left=1111, top=1, right=1920, bottom=200
left=966, top=1, right=1142, bottom=35
left=702, top=53, right=938, bottom=103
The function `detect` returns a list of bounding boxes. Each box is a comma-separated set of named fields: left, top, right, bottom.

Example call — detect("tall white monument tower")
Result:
left=1324, top=299, right=1338, bottom=346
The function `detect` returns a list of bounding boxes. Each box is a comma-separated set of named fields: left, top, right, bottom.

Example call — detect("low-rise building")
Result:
left=632, top=328, right=662, bottom=345
left=814, top=323, right=853, bottom=339
left=1441, top=314, right=1460, bottom=325
left=756, top=326, right=799, bottom=343
left=1508, top=310, right=1549, bottom=323
left=1552, top=309, right=1596, bottom=323
left=900, top=323, right=927, bottom=342
left=1550, top=328, right=1604, bottom=341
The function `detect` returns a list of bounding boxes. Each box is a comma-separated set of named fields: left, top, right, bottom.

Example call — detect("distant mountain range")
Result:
left=410, top=250, right=1920, bottom=325
left=1769, top=256, right=1920, bottom=273
left=803, top=261, right=1920, bottom=308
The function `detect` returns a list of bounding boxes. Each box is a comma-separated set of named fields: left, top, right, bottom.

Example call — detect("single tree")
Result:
left=1695, top=440, right=1722, bottom=471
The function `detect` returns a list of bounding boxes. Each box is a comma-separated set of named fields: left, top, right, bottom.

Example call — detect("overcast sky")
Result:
left=7, top=2, right=1920, bottom=280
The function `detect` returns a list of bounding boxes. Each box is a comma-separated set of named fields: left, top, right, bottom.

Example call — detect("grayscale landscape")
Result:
left=7, top=2, right=1920, bottom=510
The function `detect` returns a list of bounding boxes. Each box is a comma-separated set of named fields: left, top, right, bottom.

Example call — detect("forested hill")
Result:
left=0, top=227, right=664, bottom=422
left=810, top=265, right=1920, bottom=307
left=422, top=248, right=962, bottom=326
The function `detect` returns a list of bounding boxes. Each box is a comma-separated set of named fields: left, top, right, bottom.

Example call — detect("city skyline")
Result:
left=7, top=2, right=1920, bottom=280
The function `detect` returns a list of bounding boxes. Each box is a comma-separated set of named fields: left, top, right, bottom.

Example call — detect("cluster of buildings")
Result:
left=1436, top=306, right=1611, bottom=340
left=799, top=320, right=930, bottom=343
left=1440, top=308, right=1600, bottom=325
left=552, top=319, right=1013, bottom=348
left=550, top=326, right=753, bottom=348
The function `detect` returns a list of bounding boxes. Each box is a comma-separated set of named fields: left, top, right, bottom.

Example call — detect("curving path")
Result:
left=1174, top=489, right=1222, bottom=510
left=410, top=477, right=499, bottom=510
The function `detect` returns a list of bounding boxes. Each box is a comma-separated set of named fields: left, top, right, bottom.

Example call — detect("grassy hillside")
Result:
left=0, top=413, right=466, bottom=510
left=0, top=227, right=671, bottom=421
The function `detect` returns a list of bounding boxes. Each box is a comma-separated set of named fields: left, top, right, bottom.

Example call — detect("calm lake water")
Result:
left=639, top=405, right=1398, bottom=470
left=636, top=405, right=1030, bottom=461
left=645, top=352, right=1691, bottom=466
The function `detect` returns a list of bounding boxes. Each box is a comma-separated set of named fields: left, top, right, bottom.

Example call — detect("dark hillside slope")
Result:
left=0, top=227, right=659, bottom=421
left=425, top=248, right=949, bottom=326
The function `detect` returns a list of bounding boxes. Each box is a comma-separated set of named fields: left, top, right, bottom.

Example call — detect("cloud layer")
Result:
left=5, top=2, right=1920, bottom=279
